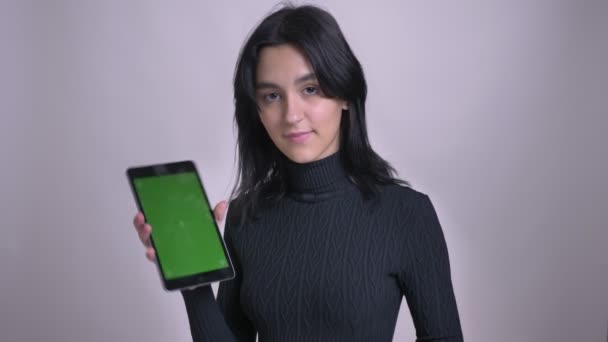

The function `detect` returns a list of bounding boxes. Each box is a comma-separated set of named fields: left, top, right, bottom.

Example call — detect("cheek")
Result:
left=259, top=113, right=282, bottom=138
left=310, top=102, right=342, bottom=133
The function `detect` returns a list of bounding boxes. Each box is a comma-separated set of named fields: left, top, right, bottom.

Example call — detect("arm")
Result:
left=398, top=193, right=463, bottom=342
left=181, top=200, right=256, bottom=342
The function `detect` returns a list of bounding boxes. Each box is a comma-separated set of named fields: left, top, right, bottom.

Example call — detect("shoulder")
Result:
left=378, top=183, right=430, bottom=207
left=225, top=196, right=244, bottom=223
left=375, top=183, right=439, bottom=225
left=224, top=193, right=273, bottom=236
left=223, top=195, right=247, bottom=238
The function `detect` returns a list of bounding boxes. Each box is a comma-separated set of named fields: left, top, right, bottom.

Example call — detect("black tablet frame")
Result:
left=126, top=160, right=235, bottom=291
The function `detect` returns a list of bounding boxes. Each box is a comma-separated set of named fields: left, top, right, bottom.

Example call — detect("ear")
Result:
left=342, top=101, right=349, bottom=111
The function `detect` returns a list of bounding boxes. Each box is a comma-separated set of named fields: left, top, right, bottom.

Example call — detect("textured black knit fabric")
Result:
left=181, top=151, right=463, bottom=341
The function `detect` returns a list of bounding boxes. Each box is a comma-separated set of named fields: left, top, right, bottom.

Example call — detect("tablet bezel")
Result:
left=126, top=160, right=235, bottom=291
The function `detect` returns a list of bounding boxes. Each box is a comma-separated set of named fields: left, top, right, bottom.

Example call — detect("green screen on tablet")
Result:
left=133, top=172, right=228, bottom=280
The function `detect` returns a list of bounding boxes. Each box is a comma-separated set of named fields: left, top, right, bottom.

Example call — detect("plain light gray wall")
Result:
left=1, top=0, right=607, bottom=341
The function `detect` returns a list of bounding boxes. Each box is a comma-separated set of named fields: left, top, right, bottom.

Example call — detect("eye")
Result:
left=263, top=93, right=281, bottom=102
left=303, top=86, right=318, bottom=95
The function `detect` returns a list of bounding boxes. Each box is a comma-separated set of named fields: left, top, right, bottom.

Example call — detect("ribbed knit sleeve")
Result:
left=216, top=203, right=257, bottom=341
left=397, top=193, right=463, bottom=341
left=181, top=201, right=256, bottom=342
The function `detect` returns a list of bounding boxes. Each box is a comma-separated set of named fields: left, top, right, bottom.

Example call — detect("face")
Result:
left=255, top=44, right=348, bottom=164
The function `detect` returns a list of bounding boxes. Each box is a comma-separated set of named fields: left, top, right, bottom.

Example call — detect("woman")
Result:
left=133, top=4, right=463, bottom=341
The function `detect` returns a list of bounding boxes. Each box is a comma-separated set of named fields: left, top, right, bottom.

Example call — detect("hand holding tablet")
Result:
left=127, top=161, right=235, bottom=291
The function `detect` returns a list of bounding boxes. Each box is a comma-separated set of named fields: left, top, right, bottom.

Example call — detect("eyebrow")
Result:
left=256, top=72, right=317, bottom=90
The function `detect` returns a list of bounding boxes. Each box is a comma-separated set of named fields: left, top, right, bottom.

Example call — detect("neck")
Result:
left=283, top=151, right=350, bottom=201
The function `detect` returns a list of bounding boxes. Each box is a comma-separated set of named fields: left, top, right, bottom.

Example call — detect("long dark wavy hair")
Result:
left=229, top=3, right=409, bottom=223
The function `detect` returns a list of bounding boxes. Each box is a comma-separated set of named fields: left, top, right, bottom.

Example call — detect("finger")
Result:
left=145, top=248, right=156, bottom=262
left=139, top=224, right=152, bottom=247
left=133, top=212, right=145, bottom=232
left=213, top=201, right=228, bottom=222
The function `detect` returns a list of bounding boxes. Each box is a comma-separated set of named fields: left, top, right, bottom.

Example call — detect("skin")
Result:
left=255, top=44, right=347, bottom=164
left=135, top=43, right=347, bottom=260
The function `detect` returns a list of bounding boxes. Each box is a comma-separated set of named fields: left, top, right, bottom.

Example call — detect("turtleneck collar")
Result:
left=283, top=151, right=350, bottom=201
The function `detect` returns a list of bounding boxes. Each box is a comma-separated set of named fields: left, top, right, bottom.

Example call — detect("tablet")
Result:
left=126, top=160, right=235, bottom=291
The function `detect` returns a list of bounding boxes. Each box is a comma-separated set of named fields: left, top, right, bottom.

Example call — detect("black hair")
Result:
left=229, top=3, right=409, bottom=223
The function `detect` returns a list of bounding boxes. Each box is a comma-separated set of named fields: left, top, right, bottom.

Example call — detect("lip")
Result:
left=285, top=131, right=312, bottom=143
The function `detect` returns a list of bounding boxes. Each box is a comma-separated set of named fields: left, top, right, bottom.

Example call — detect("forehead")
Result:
left=256, top=44, right=314, bottom=82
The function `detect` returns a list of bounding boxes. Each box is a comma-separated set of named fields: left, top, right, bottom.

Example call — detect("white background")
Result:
left=1, top=0, right=607, bottom=341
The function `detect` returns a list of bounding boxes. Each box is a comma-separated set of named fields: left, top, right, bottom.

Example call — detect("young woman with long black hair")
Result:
left=133, top=4, right=463, bottom=341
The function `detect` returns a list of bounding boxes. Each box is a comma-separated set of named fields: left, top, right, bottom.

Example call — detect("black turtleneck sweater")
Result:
left=181, top=152, right=463, bottom=341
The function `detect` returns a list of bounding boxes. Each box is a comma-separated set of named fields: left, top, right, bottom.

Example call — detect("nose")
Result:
left=284, top=92, right=303, bottom=125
